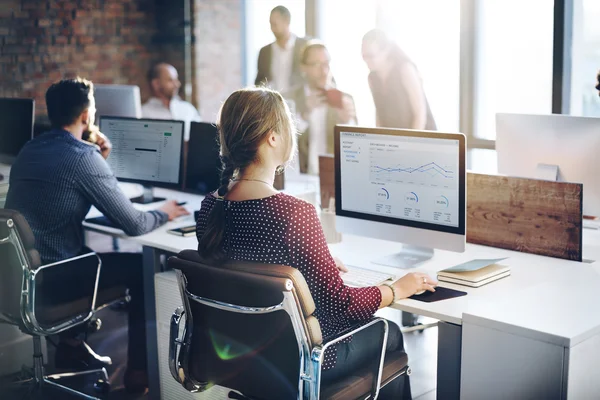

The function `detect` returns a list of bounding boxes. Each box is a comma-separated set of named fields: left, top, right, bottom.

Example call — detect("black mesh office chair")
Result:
left=0, top=209, right=113, bottom=399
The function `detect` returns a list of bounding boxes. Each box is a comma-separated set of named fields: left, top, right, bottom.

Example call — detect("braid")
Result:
left=197, top=157, right=235, bottom=264
left=217, top=157, right=235, bottom=197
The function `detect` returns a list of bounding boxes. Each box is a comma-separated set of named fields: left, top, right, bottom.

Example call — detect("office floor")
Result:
left=1, top=232, right=439, bottom=399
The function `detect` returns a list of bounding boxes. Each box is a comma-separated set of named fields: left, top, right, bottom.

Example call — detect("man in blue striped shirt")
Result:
left=6, top=78, right=188, bottom=393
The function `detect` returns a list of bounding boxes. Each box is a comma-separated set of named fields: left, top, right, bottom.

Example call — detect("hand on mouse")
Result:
left=393, top=272, right=437, bottom=299
left=158, top=200, right=190, bottom=221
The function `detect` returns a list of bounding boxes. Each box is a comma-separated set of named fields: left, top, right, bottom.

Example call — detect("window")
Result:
left=473, top=0, right=554, bottom=139
left=377, top=0, right=461, bottom=132
left=244, top=0, right=306, bottom=86
left=569, top=0, right=600, bottom=117
left=319, top=0, right=377, bottom=125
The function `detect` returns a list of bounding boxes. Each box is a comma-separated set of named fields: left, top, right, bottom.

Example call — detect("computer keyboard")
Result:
left=341, top=265, right=395, bottom=287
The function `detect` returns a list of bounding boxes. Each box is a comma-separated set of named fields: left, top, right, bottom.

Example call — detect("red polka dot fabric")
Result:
left=196, top=192, right=382, bottom=369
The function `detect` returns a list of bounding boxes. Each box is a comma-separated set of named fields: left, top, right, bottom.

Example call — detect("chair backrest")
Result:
left=0, top=209, right=100, bottom=335
left=0, top=209, right=41, bottom=325
left=169, top=250, right=322, bottom=400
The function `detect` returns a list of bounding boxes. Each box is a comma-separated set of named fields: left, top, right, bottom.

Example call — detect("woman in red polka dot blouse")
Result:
left=196, top=87, right=437, bottom=399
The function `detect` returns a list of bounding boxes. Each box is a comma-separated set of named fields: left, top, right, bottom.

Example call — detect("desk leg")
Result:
left=143, top=246, right=162, bottom=400
left=437, top=321, right=462, bottom=400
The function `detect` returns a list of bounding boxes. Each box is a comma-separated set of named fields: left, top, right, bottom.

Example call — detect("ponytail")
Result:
left=197, top=158, right=236, bottom=263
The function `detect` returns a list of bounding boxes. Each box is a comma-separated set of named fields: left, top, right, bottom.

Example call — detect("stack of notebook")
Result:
left=437, top=258, right=511, bottom=288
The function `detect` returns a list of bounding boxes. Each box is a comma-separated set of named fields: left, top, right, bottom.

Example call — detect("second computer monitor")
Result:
left=496, top=113, right=600, bottom=217
left=185, top=122, right=221, bottom=194
left=94, top=84, right=142, bottom=124
left=0, top=98, right=35, bottom=164
left=99, top=116, right=184, bottom=203
left=334, top=125, right=466, bottom=268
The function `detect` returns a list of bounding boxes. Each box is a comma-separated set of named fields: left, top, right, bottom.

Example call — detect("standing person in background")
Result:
left=255, top=5, right=308, bottom=93
left=142, top=63, right=201, bottom=141
left=362, top=29, right=435, bottom=328
left=285, top=40, right=356, bottom=175
left=596, top=70, right=600, bottom=96
left=362, top=29, right=436, bottom=131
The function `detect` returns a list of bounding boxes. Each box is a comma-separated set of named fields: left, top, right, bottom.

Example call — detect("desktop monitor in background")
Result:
left=99, top=117, right=184, bottom=204
left=496, top=113, right=600, bottom=217
left=185, top=122, right=221, bottom=194
left=334, top=125, right=466, bottom=268
left=94, top=84, right=142, bottom=124
left=0, top=98, right=34, bottom=164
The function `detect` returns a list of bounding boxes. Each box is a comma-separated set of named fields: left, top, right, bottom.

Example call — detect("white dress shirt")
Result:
left=297, top=86, right=328, bottom=175
left=141, top=97, right=201, bottom=141
left=271, top=35, right=296, bottom=93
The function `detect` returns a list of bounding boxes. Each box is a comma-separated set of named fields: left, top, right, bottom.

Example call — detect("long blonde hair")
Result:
left=197, top=87, right=297, bottom=262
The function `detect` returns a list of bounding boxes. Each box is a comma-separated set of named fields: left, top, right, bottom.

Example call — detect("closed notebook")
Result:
left=437, top=264, right=510, bottom=288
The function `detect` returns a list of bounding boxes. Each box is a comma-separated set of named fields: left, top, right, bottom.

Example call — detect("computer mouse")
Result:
left=414, top=290, right=426, bottom=295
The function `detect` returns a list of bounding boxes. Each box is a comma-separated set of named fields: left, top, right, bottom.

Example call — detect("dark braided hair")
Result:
left=197, top=87, right=296, bottom=263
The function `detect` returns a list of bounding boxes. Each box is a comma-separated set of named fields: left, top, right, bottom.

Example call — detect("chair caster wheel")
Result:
left=88, top=318, right=102, bottom=334
left=94, top=378, right=110, bottom=394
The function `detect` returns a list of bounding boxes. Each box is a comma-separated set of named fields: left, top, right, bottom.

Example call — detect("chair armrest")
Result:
left=22, top=252, right=101, bottom=336
left=309, top=317, right=389, bottom=400
left=169, top=306, right=186, bottom=384
left=169, top=306, right=204, bottom=393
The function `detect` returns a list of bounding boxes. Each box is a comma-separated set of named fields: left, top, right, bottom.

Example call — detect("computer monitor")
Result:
left=184, top=122, right=221, bottom=194
left=99, top=116, right=184, bottom=204
left=496, top=113, right=600, bottom=217
left=0, top=98, right=34, bottom=164
left=334, top=125, right=466, bottom=268
left=94, top=84, right=142, bottom=124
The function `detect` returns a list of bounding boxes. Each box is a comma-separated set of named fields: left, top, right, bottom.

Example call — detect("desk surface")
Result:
left=84, top=182, right=600, bottom=348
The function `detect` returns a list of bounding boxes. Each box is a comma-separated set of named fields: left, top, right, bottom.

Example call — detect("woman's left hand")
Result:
left=333, top=257, right=348, bottom=273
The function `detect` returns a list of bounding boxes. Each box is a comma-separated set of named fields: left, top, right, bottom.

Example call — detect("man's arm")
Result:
left=77, top=150, right=169, bottom=236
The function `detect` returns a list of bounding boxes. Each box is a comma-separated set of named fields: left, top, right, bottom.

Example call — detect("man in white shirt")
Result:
left=141, top=63, right=201, bottom=141
left=284, top=41, right=357, bottom=175
left=255, top=6, right=307, bottom=92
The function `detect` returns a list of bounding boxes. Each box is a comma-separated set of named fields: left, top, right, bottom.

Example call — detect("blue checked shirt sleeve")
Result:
left=76, top=150, right=168, bottom=236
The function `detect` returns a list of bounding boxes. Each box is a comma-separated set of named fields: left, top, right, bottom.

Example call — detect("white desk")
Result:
left=330, top=233, right=600, bottom=399
left=84, top=183, right=600, bottom=399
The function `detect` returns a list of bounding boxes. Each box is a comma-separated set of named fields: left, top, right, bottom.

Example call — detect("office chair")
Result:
left=168, top=250, right=411, bottom=399
left=0, top=209, right=114, bottom=399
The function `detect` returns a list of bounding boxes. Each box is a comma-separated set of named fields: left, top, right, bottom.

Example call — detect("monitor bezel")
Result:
left=334, top=125, right=466, bottom=235
left=99, top=116, right=185, bottom=190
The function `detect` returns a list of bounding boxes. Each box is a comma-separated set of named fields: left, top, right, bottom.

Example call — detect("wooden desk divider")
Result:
left=318, top=154, right=335, bottom=210
left=467, top=172, right=583, bottom=261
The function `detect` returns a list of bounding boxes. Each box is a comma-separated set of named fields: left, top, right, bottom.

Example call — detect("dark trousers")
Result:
left=58, top=252, right=147, bottom=370
left=322, top=320, right=411, bottom=399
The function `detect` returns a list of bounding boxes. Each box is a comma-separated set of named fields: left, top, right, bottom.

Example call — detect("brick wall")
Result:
left=0, top=0, right=244, bottom=119
left=0, top=0, right=163, bottom=117
left=193, top=0, right=243, bottom=122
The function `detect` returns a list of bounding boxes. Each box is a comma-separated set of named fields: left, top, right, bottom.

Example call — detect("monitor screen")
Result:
left=335, top=126, right=465, bottom=235
left=185, top=122, right=221, bottom=194
left=99, top=117, right=184, bottom=186
left=0, top=98, right=34, bottom=161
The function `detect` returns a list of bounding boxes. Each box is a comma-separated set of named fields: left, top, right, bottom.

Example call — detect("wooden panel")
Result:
left=467, top=173, right=582, bottom=261
left=319, top=155, right=335, bottom=210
